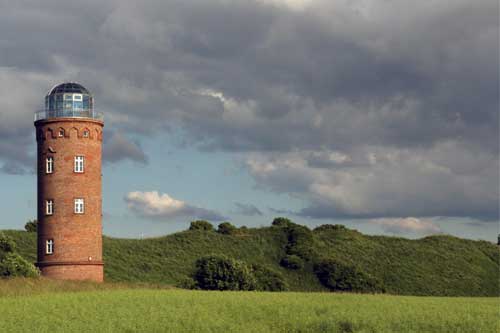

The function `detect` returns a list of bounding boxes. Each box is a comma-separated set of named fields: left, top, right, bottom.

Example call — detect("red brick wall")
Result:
left=41, top=263, right=103, bottom=281
left=35, top=118, right=104, bottom=282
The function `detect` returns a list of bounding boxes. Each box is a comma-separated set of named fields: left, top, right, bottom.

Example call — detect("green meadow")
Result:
left=0, top=279, right=497, bottom=333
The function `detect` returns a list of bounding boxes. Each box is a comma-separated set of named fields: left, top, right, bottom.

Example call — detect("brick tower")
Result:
left=34, top=82, right=104, bottom=282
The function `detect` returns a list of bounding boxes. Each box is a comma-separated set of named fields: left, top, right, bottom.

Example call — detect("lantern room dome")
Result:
left=35, top=82, right=103, bottom=122
left=46, top=82, right=90, bottom=96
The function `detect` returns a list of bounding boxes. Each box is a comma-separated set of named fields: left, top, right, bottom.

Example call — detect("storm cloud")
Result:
left=0, top=0, right=497, bottom=223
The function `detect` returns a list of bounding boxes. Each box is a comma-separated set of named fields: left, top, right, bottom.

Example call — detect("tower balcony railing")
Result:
left=34, top=109, right=104, bottom=122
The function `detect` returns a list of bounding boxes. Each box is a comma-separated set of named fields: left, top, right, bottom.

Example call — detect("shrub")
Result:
left=314, top=259, right=385, bottom=293
left=24, top=220, right=38, bottom=233
left=189, top=220, right=214, bottom=231
left=217, top=222, right=237, bottom=235
left=0, top=253, right=39, bottom=278
left=251, top=264, right=288, bottom=291
left=194, top=255, right=256, bottom=291
left=0, top=232, right=15, bottom=255
left=271, top=217, right=293, bottom=227
left=280, top=254, right=304, bottom=270
left=313, top=224, right=348, bottom=232
left=272, top=218, right=316, bottom=267
left=177, top=277, right=198, bottom=290
left=285, top=224, right=315, bottom=260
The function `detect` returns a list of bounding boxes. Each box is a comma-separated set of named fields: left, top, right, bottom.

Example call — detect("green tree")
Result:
left=194, top=255, right=256, bottom=291
left=314, top=258, right=385, bottom=293
left=0, top=252, right=39, bottom=278
left=189, top=220, right=214, bottom=231
left=280, top=254, right=304, bottom=270
left=251, top=264, right=288, bottom=291
left=0, top=232, right=15, bottom=255
left=271, top=217, right=293, bottom=227
left=217, top=222, right=237, bottom=235
left=24, top=219, right=38, bottom=233
left=285, top=223, right=315, bottom=260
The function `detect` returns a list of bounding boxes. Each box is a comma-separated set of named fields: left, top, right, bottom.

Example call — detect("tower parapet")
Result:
left=34, top=82, right=104, bottom=282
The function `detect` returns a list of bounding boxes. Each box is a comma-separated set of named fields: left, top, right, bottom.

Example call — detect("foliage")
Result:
left=217, top=222, right=237, bottom=235
left=194, top=255, right=256, bottom=291
left=187, top=257, right=288, bottom=292
left=314, top=258, right=385, bottom=293
left=313, top=224, right=348, bottom=232
left=271, top=217, right=293, bottom=227
left=274, top=218, right=316, bottom=268
left=0, top=253, right=39, bottom=278
left=251, top=264, right=288, bottom=291
left=284, top=223, right=315, bottom=260
left=176, top=277, right=198, bottom=290
left=24, top=220, right=38, bottom=233
left=0, top=232, right=15, bottom=255
left=189, top=220, right=214, bottom=231
left=280, top=255, right=304, bottom=270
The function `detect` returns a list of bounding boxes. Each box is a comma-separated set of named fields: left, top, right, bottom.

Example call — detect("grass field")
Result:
left=0, top=279, right=497, bottom=333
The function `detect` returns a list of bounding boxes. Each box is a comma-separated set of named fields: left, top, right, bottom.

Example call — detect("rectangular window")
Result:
left=46, top=200, right=53, bottom=215
left=46, top=239, right=54, bottom=255
left=73, top=94, right=82, bottom=101
left=46, top=156, right=53, bottom=174
left=74, top=198, right=84, bottom=214
left=73, top=101, right=83, bottom=110
left=74, top=156, right=84, bottom=173
left=64, top=94, right=73, bottom=100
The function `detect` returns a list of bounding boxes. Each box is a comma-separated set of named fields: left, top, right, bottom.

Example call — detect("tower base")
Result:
left=37, top=261, right=104, bottom=282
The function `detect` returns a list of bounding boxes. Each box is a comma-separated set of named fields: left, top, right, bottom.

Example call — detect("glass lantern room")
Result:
left=35, top=82, right=103, bottom=121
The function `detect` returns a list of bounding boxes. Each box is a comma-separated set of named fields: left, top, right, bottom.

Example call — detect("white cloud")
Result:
left=372, top=217, right=441, bottom=235
left=124, top=191, right=226, bottom=221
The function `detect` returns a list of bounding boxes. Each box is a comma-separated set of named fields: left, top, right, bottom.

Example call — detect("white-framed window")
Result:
left=46, top=156, right=53, bottom=174
left=58, top=129, right=65, bottom=137
left=46, top=239, right=54, bottom=255
left=46, top=199, right=53, bottom=215
left=73, top=94, right=82, bottom=101
left=74, top=198, right=84, bottom=214
left=74, top=156, right=84, bottom=173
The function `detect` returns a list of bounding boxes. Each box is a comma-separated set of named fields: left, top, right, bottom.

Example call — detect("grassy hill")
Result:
left=3, top=222, right=499, bottom=296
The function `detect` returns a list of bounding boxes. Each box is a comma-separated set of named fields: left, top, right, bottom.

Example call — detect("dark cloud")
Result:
left=233, top=202, right=263, bottom=216
left=103, top=132, right=148, bottom=165
left=0, top=0, right=497, bottom=222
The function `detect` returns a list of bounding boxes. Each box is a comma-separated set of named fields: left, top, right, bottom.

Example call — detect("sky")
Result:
left=0, top=0, right=498, bottom=241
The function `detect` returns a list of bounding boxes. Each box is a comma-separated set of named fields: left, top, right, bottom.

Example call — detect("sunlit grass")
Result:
left=0, top=279, right=497, bottom=333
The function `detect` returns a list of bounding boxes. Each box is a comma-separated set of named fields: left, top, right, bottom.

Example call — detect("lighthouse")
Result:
left=34, top=82, right=104, bottom=282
